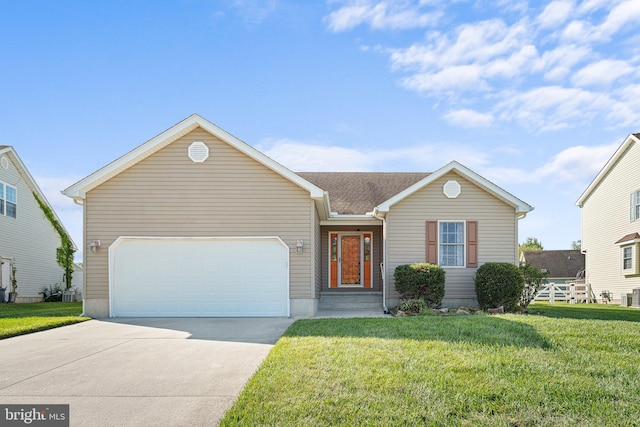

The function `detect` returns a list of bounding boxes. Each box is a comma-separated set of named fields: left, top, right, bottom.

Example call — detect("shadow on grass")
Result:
left=528, top=302, right=640, bottom=322
left=285, top=315, right=551, bottom=349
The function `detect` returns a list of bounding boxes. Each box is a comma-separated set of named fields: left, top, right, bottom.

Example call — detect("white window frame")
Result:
left=0, top=181, right=17, bottom=219
left=632, top=190, right=640, bottom=222
left=438, top=220, right=466, bottom=268
left=622, top=246, right=633, bottom=271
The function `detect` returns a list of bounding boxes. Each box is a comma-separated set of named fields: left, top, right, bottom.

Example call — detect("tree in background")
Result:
left=518, top=237, right=543, bottom=258
left=571, top=240, right=581, bottom=250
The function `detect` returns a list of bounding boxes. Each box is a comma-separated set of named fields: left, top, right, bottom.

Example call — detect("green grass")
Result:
left=221, top=302, right=640, bottom=426
left=0, top=302, right=89, bottom=339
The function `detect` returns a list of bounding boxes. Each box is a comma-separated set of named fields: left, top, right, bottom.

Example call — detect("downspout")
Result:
left=372, top=209, right=389, bottom=314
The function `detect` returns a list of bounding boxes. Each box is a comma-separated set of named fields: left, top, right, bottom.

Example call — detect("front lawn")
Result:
left=0, top=302, right=89, bottom=339
left=221, top=303, right=640, bottom=426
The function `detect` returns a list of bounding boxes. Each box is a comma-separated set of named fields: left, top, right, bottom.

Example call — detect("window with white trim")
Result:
left=632, top=190, right=640, bottom=222
left=0, top=182, right=17, bottom=218
left=439, top=221, right=465, bottom=267
left=623, top=246, right=633, bottom=270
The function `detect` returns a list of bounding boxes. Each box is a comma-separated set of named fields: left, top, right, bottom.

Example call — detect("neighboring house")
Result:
left=63, top=114, right=533, bottom=318
left=577, top=133, right=640, bottom=304
left=0, top=146, right=73, bottom=302
left=520, top=250, right=585, bottom=284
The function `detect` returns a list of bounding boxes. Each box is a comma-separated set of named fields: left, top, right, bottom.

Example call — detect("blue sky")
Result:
left=2, top=0, right=639, bottom=261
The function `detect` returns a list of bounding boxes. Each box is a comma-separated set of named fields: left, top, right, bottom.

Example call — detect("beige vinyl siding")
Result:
left=84, top=128, right=315, bottom=302
left=320, top=225, right=383, bottom=291
left=581, top=142, right=640, bottom=302
left=0, top=156, right=64, bottom=298
left=386, top=171, right=517, bottom=302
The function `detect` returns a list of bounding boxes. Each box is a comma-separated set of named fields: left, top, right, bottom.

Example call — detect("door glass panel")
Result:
left=341, top=236, right=361, bottom=285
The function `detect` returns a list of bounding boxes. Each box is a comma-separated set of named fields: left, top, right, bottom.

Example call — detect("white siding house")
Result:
left=577, top=134, right=640, bottom=304
left=0, top=146, right=73, bottom=302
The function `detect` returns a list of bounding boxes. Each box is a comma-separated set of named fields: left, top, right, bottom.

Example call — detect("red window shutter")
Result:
left=426, top=221, right=438, bottom=264
left=467, top=221, right=478, bottom=268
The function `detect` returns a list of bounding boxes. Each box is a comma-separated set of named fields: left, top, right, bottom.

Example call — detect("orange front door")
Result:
left=340, top=235, right=361, bottom=285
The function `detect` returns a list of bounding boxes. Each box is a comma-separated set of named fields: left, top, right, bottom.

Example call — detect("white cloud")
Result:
left=483, top=142, right=619, bottom=186
left=402, top=65, right=487, bottom=93
left=571, top=59, right=635, bottom=87
left=532, top=44, right=591, bottom=81
left=536, top=143, right=619, bottom=182
left=230, top=0, right=277, bottom=25
left=598, top=0, right=640, bottom=39
left=443, top=109, right=494, bottom=128
left=326, top=0, right=640, bottom=132
left=495, top=86, right=612, bottom=131
left=325, top=0, right=441, bottom=32
left=606, top=83, right=640, bottom=126
left=536, top=1, right=574, bottom=29
left=257, top=139, right=371, bottom=171
left=257, top=138, right=488, bottom=172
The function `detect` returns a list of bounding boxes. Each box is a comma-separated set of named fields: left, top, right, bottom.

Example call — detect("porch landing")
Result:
left=319, top=291, right=383, bottom=311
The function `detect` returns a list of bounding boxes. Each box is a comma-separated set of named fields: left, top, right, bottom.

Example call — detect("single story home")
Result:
left=63, top=114, right=533, bottom=318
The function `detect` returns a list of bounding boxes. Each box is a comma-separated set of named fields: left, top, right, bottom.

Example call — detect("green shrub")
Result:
left=474, top=262, right=524, bottom=312
left=394, top=263, right=445, bottom=308
left=399, top=298, right=427, bottom=314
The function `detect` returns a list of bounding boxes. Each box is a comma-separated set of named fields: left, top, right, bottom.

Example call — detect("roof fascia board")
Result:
left=320, top=215, right=382, bottom=226
left=63, top=114, right=325, bottom=200
left=376, top=160, right=533, bottom=214
left=576, top=134, right=639, bottom=207
left=1, top=146, right=77, bottom=249
left=615, top=238, right=640, bottom=246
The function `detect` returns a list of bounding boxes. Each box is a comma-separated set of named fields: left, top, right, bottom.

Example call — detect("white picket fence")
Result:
left=534, top=281, right=594, bottom=304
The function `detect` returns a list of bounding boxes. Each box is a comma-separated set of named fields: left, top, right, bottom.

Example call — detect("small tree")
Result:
left=394, top=263, right=446, bottom=308
left=570, top=240, right=581, bottom=250
left=519, top=260, right=548, bottom=309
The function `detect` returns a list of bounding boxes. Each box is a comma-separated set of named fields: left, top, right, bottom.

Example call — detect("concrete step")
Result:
left=319, top=292, right=383, bottom=310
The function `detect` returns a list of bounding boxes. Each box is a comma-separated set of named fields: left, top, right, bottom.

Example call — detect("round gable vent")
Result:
left=188, top=141, right=209, bottom=163
left=0, top=156, right=8, bottom=169
left=443, top=180, right=461, bottom=198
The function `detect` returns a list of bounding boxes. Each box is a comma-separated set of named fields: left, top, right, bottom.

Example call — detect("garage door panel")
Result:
left=110, top=237, right=289, bottom=317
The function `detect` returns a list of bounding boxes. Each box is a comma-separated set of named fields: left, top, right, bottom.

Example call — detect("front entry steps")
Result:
left=319, top=291, right=383, bottom=311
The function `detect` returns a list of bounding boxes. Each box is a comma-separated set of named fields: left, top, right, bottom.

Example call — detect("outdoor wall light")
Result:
left=296, top=240, right=304, bottom=253
left=89, top=240, right=101, bottom=253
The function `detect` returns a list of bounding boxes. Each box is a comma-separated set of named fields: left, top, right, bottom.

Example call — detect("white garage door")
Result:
left=110, top=237, right=289, bottom=317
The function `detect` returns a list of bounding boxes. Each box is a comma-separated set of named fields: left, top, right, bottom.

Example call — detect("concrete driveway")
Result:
left=0, top=318, right=294, bottom=426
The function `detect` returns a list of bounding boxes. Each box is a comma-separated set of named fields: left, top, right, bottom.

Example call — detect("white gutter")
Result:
left=372, top=209, right=389, bottom=314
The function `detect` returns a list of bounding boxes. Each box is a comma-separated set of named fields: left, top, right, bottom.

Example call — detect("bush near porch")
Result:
left=394, top=263, right=445, bottom=308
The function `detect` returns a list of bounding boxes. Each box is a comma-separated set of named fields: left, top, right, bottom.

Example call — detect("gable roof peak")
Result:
left=375, top=160, right=533, bottom=216
left=62, top=114, right=325, bottom=202
left=576, top=133, right=640, bottom=207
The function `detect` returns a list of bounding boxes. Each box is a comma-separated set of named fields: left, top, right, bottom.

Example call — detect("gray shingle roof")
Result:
left=297, top=172, right=429, bottom=214
left=522, top=250, right=585, bottom=279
